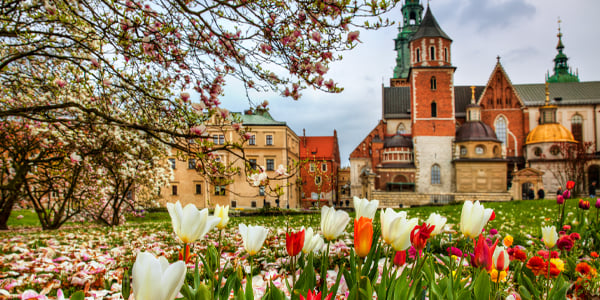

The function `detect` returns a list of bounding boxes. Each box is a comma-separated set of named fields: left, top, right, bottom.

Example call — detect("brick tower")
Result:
left=409, top=6, right=456, bottom=193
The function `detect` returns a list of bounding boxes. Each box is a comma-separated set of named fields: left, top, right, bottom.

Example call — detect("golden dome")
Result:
left=525, top=123, right=576, bottom=144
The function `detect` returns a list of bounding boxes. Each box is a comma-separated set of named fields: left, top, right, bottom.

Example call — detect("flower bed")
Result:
left=1, top=194, right=600, bottom=299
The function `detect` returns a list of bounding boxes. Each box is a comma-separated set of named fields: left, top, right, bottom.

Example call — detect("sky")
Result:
left=219, top=0, right=600, bottom=166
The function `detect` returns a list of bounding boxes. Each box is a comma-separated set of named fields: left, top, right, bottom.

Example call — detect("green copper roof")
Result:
left=547, top=25, right=579, bottom=83
left=237, top=110, right=287, bottom=126
left=393, top=0, right=423, bottom=79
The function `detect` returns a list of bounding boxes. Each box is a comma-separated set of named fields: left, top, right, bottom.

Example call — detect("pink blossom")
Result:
left=347, top=31, right=360, bottom=43
left=180, top=92, right=190, bottom=102
left=275, top=165, right=288, bottom=176
left=190, top=125, right=206, bottom=136
left=232, top=123, right=241, bottom=131
left=311, top=31, right=321, bottom=43
left=324, top=79, right=335, bottom=91
left=70, top=152, right=82, bottom=164
left=90, top=58, right=100, bottom=68
left=54, top=79, right=66, bottom=88
left=315, top=62, right=328, bottom=75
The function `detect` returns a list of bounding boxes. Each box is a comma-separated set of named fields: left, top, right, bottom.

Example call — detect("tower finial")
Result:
left=496, top=55, right=500, bottom=63
left=470, top=86, right=476, bottom=104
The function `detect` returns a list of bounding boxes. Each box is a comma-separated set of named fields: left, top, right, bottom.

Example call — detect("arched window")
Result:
left=416, top=48, right=420, bottom=63
left=396, top=123, right=406, bottom=134
left=431, top=164, right=441, bottom=184
left=571, top=114, right=583, bottom=142
left=495, top=116, right=507, bottom=145
left=431, top=101, right=437, bottom=117
left=430, top=76, right=437, bottom=90
left=430, top=46, right=435, bottom=60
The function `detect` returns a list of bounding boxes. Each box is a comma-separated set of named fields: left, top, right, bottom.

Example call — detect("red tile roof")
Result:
left=299, top=136, right=339, bottom=162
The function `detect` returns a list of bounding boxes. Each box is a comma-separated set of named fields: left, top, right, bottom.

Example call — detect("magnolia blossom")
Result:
left=70, top=152, right=82, bottom=164
left=132, top=252, right=186, bottom=300
left=302, top=227, right=325, bottom=254
left=320, top=206, right=350, bottom=241
left=425, top=213, right=447, bottom=236
left=249, top=170, right=267, bottom=186
left=239, top=223, right=269, bottom=256
left=166, top=201, right=221, bottom=243
left=380, top=208, right=407, bottom=245
left=353, top=196, right=379, bottom=220
left=541, top=225, right=558, bottom=249
left=275, top=164, right=289, bottom=176
left=389, top=216, right=419, bottom=251
left=460, top=201, right=494, bottom=239
left=214, top=204, right=229, bottom=229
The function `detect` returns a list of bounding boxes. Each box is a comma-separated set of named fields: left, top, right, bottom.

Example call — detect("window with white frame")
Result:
left=495, top=116, right=507, bottom=145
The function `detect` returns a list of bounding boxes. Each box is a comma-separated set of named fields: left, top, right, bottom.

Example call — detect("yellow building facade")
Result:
left=160, top=109, right=300, bottom=209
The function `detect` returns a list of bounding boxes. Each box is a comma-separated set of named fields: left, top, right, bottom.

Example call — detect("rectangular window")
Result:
left=195, top=184, right=202, bottom=194
left=188, top=159, right=196, bottom=169
left=213, top=135, right=225, bottom=145
left=321, top=163, right=327, bottom=172
left=249, top=135, right=256, bottom=145
left=231, top=200, right=237, bottom=208
left=266, top=135, right=273, bottom=146
left=168, top=158, right=176, bottom=169
left=266, top=159, right=274, bottom=171
left=309, top=163, right=315, bottom=172
left=215, top=186, right=226, bottom=195
left=259, top=186, right=265, bottom=196
left=172, top=185, right=178, bottom=196
left=251, top=201, right=257, bottom=208
left=249, top=159, right=257, bottom=169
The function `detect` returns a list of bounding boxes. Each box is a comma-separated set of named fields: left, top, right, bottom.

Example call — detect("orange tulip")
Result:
left=354, top=217, right=373, bottom=258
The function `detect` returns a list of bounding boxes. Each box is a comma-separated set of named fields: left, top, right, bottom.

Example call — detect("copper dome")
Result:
left=455, top=121, right=500, bottom=142
left=384, top=135, right=413, bottom=148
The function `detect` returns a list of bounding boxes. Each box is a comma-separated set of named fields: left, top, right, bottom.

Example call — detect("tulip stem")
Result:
left=546, top=250, right=551, bottom=300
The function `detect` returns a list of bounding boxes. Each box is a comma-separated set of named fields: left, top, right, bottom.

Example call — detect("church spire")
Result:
left=547, top=18, right=579, bottom=83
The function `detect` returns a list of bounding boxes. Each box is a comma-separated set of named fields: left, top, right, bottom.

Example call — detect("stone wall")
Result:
left=373, top=191, right=512, bottom=208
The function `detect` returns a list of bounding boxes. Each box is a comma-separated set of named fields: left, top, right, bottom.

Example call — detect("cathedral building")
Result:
left=350, top=1, right=600, bottom=206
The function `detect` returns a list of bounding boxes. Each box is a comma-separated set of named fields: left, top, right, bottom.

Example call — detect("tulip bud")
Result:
left=563, top=190, right=571, bottom=199
left=541, top=225, right=558, bottom=249
left=596, top=198, right=600, bottom=209
left=556, top=195, right=564, bottom=205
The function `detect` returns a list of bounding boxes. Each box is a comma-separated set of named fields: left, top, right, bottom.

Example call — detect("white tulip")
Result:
left=239, top=223, right=269, bottom=256
left=459, top=201, right=493, bottom=238
left=214, top=204, right=229, bottom=229
left=425, top=213, right=447, bottom=236
left=353, top=196, right=379, bottom=220
left=302, top=227, right=325, bottom=254
left=380, top=208, right=407, bottom=245
left=167, top=201, right=221, bottom=243
left=320, top=206, right=351, bottom=241
left=541, top=225, right=558, bottom=249
left=132, top=252, right=186, bottom=300
left=492, top=246, right=510, bottom=271
left=390, top=215, right=419, bottom=251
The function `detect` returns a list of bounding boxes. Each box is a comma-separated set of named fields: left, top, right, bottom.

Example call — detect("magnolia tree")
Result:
left=544, top=141, right=595, bottom=195
left=1, top=0, right=401, bottom=223
left=0, top=120, right=82, bottom=229
left=80, top=126, right=171, bottom=226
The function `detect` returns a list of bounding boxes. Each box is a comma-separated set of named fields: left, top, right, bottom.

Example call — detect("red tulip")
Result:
left=300, top=290, right=332, bottom=300
left=566, top=180, right=575, bottom=190
left=394, top=250, right=407, bottom=267
left=579, top=199, right=590, bottom=210
left=410, top=223, right=435, bottom=251
left=354, top=217, right=373, bottom=258
left=472, top=234, right=498, bottom=271
left=286, top=229, right=305, bottom=257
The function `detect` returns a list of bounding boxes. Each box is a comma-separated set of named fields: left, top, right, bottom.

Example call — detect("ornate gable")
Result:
left=478, top=61, right=525, bottom=110
left=349, top=121, right=386, bottom=159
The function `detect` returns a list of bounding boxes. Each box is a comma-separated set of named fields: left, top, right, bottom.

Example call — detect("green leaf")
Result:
left=69, top=291, right=85, bottom=300
left=472, top=271, right=490, bottom=300
left=358, top=276, right=373, bottom=300
left=518, top=285, right=532, bottom=300
left=245, top=272, right=253, bottom=300
left=121, top=268, right=131, bottom=299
